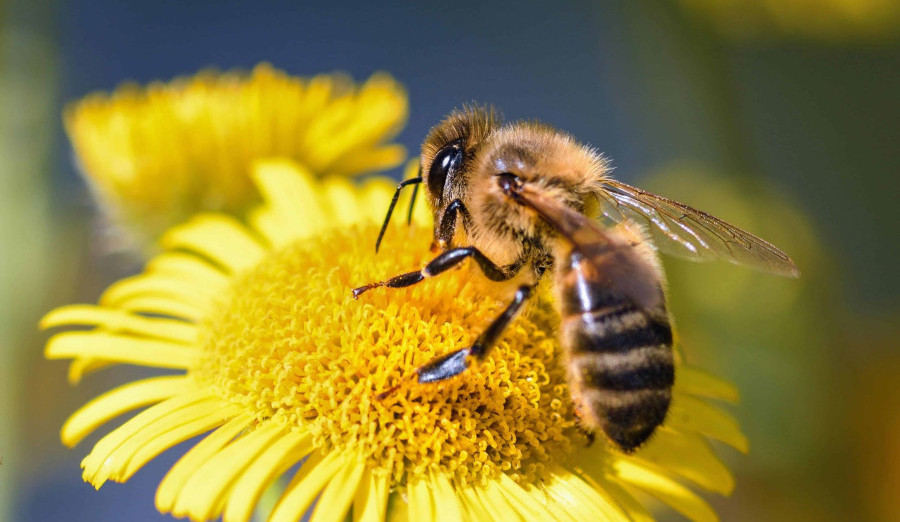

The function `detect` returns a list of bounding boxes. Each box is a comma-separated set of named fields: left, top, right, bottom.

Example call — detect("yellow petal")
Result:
left=469, top=477, right=522, bottom=522
left=457, top=484, right=495, bottom=521
left=67, top=358, right=116, bottom=384
left=667, top=395, right=749, bottom=453
left=330, top=144, right=407, bottom=177
left=175, top=421, right=287, bottom=521
left=117, top=402, right=241, bottom=482
left=41, top=305, right=197, bottom=344
left=248, top=206, right=295, bottom=247
left=223, top=429, right=313, bottom=522
left=493, top=472, right=557, bottom=521
left=629, top=428, right=734, bottom=495
left=676, top=366, right=740, bottom=403
left=251, top=159, right=328, bottom=238
left=156, top=414, right=254, bottom=512
left=352, top=470, right=390, bottom=522
left=81, top=390, right=215, bottom=487
left=116, top=295, right=204, bottom=321
left=320, top=176, right=363, bottom=228
left=579, top=470, right=654, bottom=522
left=147, top=251, right=230, bottom=284
left=426, top=471, right=464, bottom=522
left=309, top=456, right=365, bottom=522
left=614, top=459, right=718, bottom=522
left=61, top=375, right=197, bottom=446
left=358, top=177, right=396, bottom=224
left=407, top=475, right=436, bottom=522
left=46, top=332, right=197, bottom=369
left=101, top=274, right=219, bottom=314
left=160, top=214, right=266, bottom=273
left=269, top=452, right=344, bottom=522
left=542, top=467, right=630, bottom=522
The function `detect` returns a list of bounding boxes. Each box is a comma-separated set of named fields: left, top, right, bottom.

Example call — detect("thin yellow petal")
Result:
left=117, top=295, right=203, bottom=321
left=358, top=177, right=396, bottom=224
left=160, top=214, right=266, bottom=273
left=330, top=144, right=407, bottom=176
left=157, top=414, right=254, bottom=512
left=101, top=274, right=222, bottom=312
left=46, top=332, right=198, bottom=369
left=41, top=305, right=197, bottom=344
left=580, top=471, right=654, bottom=522
left=251, top=159, right=327, bottom=238
left=320, top=176, right=363, bottom=228
left=309, top=456, right=365, bottom=522
left=427, top=471, right=464, bottom=522
left=543, top=467, right=629, bottom=522
left=471, top=477, right=523, bottom=522
left=117, top=402, right=241, bottom=482
left=223, top=429, right=313, bottom=522
left=147, top=251, right=230, bottom=284
left=493, top=472, right=557, bottom=521
left=269, top=452, right=344, bottom=522
left=61, top=375, right=197, bottom=446
left=352, top=470, right=390, bottom=522
left=630, top=428, right=734, bottom=495
left=248, top=206, right=295, bottom=247
left=667, top=395, right=749, bottom=453
left=457, top=485, right=495, bottom=522
left=676, top=366, right=740, bottom=403
left=81, top=390, right=215, bottom=487
left=91, top=401, right=221, bottom=485
left=407, top=475, right=436, bottom=522
left=614, top=460, right=718, bottom=522
left=175, top=421, right=287, bottom=521
left=67, top=358, right=116, bottom=384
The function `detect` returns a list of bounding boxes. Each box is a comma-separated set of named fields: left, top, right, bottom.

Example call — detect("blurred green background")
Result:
left=2, top=0, right=898, bottom=520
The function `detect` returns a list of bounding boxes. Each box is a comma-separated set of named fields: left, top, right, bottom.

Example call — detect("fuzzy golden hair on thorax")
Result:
left=475, top=121, right=611, bottom=207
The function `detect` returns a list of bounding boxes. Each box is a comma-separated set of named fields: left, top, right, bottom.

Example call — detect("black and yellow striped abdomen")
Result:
left=558, top=252, right=674, bottom=453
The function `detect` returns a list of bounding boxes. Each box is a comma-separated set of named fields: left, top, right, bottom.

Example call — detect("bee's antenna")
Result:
left=375, top=176, right=423, bottom=253
left=406, top=181, right=419, bottom=225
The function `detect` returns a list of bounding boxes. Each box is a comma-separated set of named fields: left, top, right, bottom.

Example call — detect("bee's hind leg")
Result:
left=376, top=285, right=535, bottom=400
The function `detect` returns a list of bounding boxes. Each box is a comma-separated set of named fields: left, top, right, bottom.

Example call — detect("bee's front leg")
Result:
left=351, top=246, right=517, bottom=298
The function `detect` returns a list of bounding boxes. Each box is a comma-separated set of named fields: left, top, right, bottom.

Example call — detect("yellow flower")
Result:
left=64, top=64, right=408, bottom=244
left=44, top=161, right=747, bottom=522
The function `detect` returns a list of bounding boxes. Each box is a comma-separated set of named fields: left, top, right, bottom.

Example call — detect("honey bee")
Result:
left=352, top=106, right=798, bottom=452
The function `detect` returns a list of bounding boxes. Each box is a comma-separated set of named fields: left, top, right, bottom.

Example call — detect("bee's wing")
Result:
left=595, top=179, right=800, bottom=278
left=516, top=184, right=664, bottom=311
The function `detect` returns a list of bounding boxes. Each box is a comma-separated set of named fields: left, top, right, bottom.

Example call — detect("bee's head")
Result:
left=420, top=105, right=500, bottom=247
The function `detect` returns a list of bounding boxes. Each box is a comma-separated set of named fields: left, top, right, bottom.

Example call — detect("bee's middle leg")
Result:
left=352, top=246, right=516, bottom=298
left=413, top=284, right=534, bottom=384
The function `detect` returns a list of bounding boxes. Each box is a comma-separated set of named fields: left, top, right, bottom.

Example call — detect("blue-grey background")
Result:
left=3, top=0, right=898, bottom=521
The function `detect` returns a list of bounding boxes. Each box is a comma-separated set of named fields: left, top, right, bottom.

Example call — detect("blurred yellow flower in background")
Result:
left=676, top=0, right=900, bottom=41
left=64, top=64, right=408, bottom=245
left=44, top=161, right=749, bottom=522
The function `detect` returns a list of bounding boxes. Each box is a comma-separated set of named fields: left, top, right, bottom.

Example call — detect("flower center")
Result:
left=196, top=223, right=579, bottom=487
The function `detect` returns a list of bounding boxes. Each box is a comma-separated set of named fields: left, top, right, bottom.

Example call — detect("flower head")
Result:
left=45, top=161, right=747, bottom=521
left=65, top=64, right=408, bottom=244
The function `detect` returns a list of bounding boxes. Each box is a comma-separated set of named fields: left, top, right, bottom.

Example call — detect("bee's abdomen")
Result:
left=560, top=273, right=674, bottom=453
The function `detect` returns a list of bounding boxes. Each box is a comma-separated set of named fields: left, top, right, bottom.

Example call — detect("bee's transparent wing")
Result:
left=595, top=179, right=799, bottom=278
left=515, top=183, right=664, bottom=311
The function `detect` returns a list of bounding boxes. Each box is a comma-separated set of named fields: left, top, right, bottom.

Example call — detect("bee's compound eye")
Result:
left=427, top=142, right=463, bottom=200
